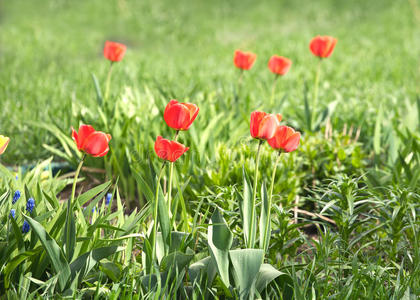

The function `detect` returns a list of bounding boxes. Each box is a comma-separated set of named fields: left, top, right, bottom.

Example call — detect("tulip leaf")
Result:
left=62, top=209, right=76, bottom=262
left=259, top=181, right=269, bottom=250
left=208, top=208, right=233, bottom=288
left=160, top=251, right=194, bottom=273
left=240, top=168, right=253, bottom=248
left=158, top=182, right=170, bottom=253
left=77, top=181, right=112, bottom=207
left=229, top=248, right=264, bottom=299
left=70, top=246, right=124, bottom=287
left=255, top=263, right=284, bottom=293
left=4, top=247, right=42, bottom=289
left=23, top=214, right=71, bottom=292
left=303, top=82, right=312, bottom=131
left=91, top=73, right=103, bottom=106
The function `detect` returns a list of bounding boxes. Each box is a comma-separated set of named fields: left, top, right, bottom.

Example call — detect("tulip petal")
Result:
left=78, top=125, right=96, bottom=149
left=154, top=136, right=171, bottom=161
left=284, top=132, right=301, bottom=152
left=250, top=111, right=267, bottom=138
left=71, top=127, right=79, bottom=147
left=169, top=141, right=189, bottom=162
left=184, top=103, right=199, bottom=127
left=82, top=132, right=110, bottom=157
left=164, top=104, right=190, bottom=130
left=258, top=115, right=279, bottom=140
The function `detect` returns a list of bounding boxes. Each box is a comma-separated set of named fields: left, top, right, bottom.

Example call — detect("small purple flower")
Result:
left=92, top=207, right=96, bottom=213
left=22, top=220, right=30, bottom=233
left=105, top=193, right=112, bottom=206
left=26, top=198, right=35, bottom=213
left=12, top=190, right=21, bottom=204
left=10, top=209, right=16, bottom=219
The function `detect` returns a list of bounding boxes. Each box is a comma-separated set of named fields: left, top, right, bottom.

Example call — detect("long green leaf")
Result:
left=24, top=215, right=70, bottom=292
left=229, top=249, right=264, bottom=300
left=208, top=209, right=233, bottom=288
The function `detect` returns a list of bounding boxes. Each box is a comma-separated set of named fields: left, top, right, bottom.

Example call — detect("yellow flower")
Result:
left=0, top=135, right=10, bottom=155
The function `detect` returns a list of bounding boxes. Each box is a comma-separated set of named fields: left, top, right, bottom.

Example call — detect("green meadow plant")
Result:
left=1, top=3, right=419, bottom=297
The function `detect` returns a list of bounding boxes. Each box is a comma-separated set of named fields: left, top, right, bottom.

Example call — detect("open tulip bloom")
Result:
left=247, top=110, right=282, bottom=248
left=268, top=55, right=292, bottom=76
left=72, top=125, right=112, bottom=158
left=103, top=40, right=127, bottom=100
left=103, top=41, right=127, bottom=62
left=149, top=135, right=189, bottom=274
left=309, top=35, right=337, bottom=58
left=260, top=125, right=301, bottom=250
left=234, top=49, right=257, bottom=86
left=164, top=100, right=199, bottom=131
left=308, top=35, right=337, bottom=131
left=268, top=55, right=292, bottom=103
left=154, top=136, right=189, bottom=163
left=0, top=135, right=10, bottom=155
left=234, top=50, right=257, bottom=71
left=250, top=111, right=282, bottom=140
left=66, top=124, right=110, bottom=262
left=268, top=125, right=301, bottom=153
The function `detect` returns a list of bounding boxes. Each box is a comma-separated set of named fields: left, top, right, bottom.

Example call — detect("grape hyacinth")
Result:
left=26, top=198, right=35, bottom=213
left=105, top=193, right=112, bottom=205
left=12, top=190, right=21, bottom=204
left=22, top=220, right=30, bottom=233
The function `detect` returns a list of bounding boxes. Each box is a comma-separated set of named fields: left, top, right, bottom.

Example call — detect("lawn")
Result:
left=0, top=0, right=419, bottom=298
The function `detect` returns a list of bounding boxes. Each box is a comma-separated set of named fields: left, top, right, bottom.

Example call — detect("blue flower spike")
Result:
left=26, top=198, right=35, bottom=213
left=22, top=220, right=30, bottom=234
left=105, top=193, right=112, bottom=206
left=12, top=190, right=21, bottom=204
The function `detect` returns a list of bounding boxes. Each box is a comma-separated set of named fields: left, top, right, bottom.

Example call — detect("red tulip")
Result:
left=164, top=100, right=199, bottom=131
left=309, top=36, right=337, bottom=58
left=103, top=41, right=127, bottom=62
left=72, top=125, right=112, bottom=157
left=154, top=136, right=189, bottom=162
left=234, top=50, right=257, bottom=70
left=250, top=111, right=282, bottom=140
left=268, top=55, right=292, bottom=75
left=267, top=125, right=301, bottom=152
left=0, top=135, right=10, bottom=155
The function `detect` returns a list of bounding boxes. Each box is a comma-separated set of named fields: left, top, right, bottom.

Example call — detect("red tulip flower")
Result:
left=309, top=36, right=337, bottom=58
left=103, top=41, right=127, bottom=62
left=250, top=111, right=282, bottom=140
left=267, top=125, right=301, bottom=152
left=154, top=136, right=189, bottom=162
left=234, top=50, right=257, bottom=70
left=72, top=125, right=112, bottom=157
left=164, top=100, right=199, bottom=131
left=268, top=55, right=292, bottom=76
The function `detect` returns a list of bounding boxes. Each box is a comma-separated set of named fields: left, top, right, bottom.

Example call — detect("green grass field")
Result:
left=0, top=0, right=419, bottom=298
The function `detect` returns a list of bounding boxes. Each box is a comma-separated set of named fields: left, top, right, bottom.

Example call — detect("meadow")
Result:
left=0, top=0, right=419, bottom=299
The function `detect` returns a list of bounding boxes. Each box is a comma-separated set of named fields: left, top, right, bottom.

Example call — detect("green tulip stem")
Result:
left=270, top=74, right=279, bottom=105
left=248, top=139, right=264, bottom=248
left=104, top=61, right=114, bottom=102
left=167, top=130, right=179, bottom=216
left=263, top=151, right=282, bottom=252
left=65, top=153, right=85, bottom=259
left=312, top=59, right=322, bottom=130
left=150, top=162, right=166, bottom=274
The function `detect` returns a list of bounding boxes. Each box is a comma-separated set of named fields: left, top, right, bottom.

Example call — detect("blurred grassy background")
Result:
left=0, top=0, right=418, bottom=163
